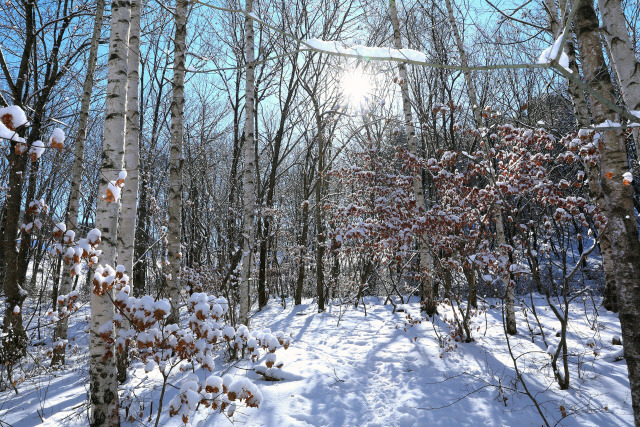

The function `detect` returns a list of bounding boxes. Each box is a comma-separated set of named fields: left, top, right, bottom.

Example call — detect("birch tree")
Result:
left=239, top=0, right=256, bottom=325
left=167, top=0, right=189, bottom=324
left=572, top=0, right=640, bottom=423
left=598, top=0, right=640, bottom=152
left=118, top=0, right=141, bottom=300
left=550, top=0, right=618, bottom=313
left=114, top=0, right=141, bottom=382
left=390, top=0, right=435, bottom=315
left=52, top=0, right=107, bottom=367
left=90, top=0, right=130, bottom=423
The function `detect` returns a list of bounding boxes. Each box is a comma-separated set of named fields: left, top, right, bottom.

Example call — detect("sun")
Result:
left=340, top=68, right=373, bottom=109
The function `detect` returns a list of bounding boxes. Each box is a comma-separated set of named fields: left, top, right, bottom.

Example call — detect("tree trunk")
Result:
left=239, top=0, right=256, bottom=325
left=573, top=1, right=640, bottom=424
left=549, top=0, right=617, bottom=313
left=116, top=0, right=141, bottom=383
left=89, top=0, right=130, bottom=423
left=295, top=192, right=310, bottom=305
left=496, top=209, right=517, bottom=335
left=17, top=158, right=40, bottom=288
left=315, top=132, right=326, bottom=312
left=52, top=0, right=106, bottom=367
left=117, top=0, right=141, bottom=299
left=598, top=0, right=640, bottom=153
left=548, top=0, right=591, bottom=126
left=390, top=0, right=434, bottom=314
left=1, top=134, right=29, bottom=364
left=166, top=0, right=188, bottom=324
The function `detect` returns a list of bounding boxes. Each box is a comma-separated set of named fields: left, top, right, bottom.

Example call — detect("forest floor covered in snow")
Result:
left=0, top=295, right=633, bottom=426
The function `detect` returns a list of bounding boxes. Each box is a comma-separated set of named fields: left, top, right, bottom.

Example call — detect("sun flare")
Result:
left=340, top=68, right=373, bottom=108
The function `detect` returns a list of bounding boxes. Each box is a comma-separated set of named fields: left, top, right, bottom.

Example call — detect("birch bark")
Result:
left=51, top=0, right=105, bottom=372
left=117, top=0, right=141, bottom=294
left=89, top=0, right=130, bottom=424
left=166, top=0, right=188, bottom=324
left=598, top=0, right=640, bottom=152
left=573, top=1, right=640, bottom=423
left=52, top=0, right=106, bottom=367
left=389, top=0, right=435, bottom=315
left=115, top=0, right=141, bottom=382
left=239, top=0, right=256, bottom=325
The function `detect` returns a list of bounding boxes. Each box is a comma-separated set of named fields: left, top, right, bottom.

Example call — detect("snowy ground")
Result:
left=0, top=295, right=632, bottom=426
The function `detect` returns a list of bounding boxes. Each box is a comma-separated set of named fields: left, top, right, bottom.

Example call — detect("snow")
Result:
left=107, top=180, right=122, bottom=201
left=595, top=120, right=622, bottom=128
left=28, top=140, right=45, bottom=159
left=537, top=33, right=572, bottom=73
left=49, top=127, right=65, bottom=144
left=0, top=121, right=25, bottom=142
left=154, top=299, right=171, bottom=316
left=0, top=297, right=633, bottom=426
left=98, top=320, right=113, bottom=335
left=87, top=228, right=101, bottom=245
left=145, top=360, right=157, bottom=373
left=305, top=38, right=428, bottom=63
left=0, top=105, right=28, bottom=129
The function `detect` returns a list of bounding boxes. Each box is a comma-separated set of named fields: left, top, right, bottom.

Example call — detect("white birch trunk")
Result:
left=598, top=0, right=640, bottom=152
left=573, top=0, right=640, bottom=423
left=444, top=0, right=482, bottom=126
left=549, top=0, right=616, bottom=311
left=115, top=0, right=141, bottom=383
left=550, top=0, right=591, bottom=127
left=166, top=0, right=188, bottom=324
left=239, top=0, right=256, bottom=325
left=117, top=0, right=141, bottom=289
left=52, top=0, right=105, bottom=367
left=389, top=0, right=435, bottom=315
left=90, top=0, right=130, bottom=424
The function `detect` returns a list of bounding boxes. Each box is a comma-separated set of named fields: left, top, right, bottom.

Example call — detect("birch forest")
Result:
left=1, top=0, right=640, bottom=425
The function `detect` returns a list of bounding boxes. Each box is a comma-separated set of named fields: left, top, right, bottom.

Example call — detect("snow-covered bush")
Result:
left=87, top=268, right=294, bottom=423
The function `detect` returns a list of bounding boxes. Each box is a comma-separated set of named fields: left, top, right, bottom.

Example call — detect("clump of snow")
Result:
left=49, top=128, right=65, bottom=149
left=87, top=228, right=101, bottom=245
left=0, top=106, right=28, bottom=129
left=595, top=120, right=621, bottom=128
left=107, top=181, right=122, bottom=202
left=28, top=140, right=45, bottom=160
left=537, top=32, right=572, bottom=73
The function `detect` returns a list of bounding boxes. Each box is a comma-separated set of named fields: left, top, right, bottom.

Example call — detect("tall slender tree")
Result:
left=89, top=0, right=130, bottom=423
left=389, top=0, right=436, bottom=315
left=52, top=0, right=107, bottom=367
left=239, top=0, right=257, bottom=325
left=572, top=0, right=640, bottom=423
left=167, top=0, right=189, bottom=324
left=115, top=0, right=142, bottom=382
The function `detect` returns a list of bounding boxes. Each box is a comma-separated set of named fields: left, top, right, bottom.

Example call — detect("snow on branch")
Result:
left=305, top=39, right=427, bottom=63
left=537, top=32, right=571, bottom=73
